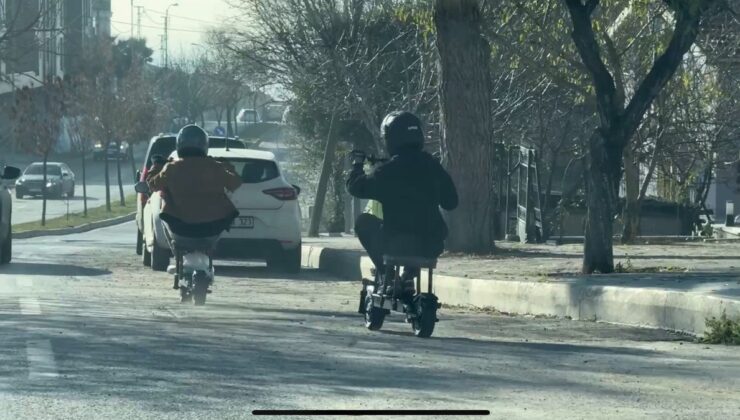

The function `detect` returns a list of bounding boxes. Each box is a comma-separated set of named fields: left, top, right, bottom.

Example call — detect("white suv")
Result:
left=141, top=148, right=302, bottom=272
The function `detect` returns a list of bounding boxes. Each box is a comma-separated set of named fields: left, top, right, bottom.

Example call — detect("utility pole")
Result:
left=130, top=0, right=134, bottom=38
left=163, top=16, right=168, bottom=67
left=160, top=34, right=166, bottom=66
left=135, top=6, right=144, bottom=38
left=130, top=0, right=135, bottom=68
left=164, top=3, right=179, bottom=68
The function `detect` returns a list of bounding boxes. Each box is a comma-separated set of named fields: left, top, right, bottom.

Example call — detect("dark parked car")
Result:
left=135, top=134, right=247, bottom=261
left=15, top=162, right=75, bottom=199
left=0, top=165, right=21, bottom=264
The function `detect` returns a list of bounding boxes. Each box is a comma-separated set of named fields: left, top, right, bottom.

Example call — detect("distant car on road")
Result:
left=15, top=162, right=75, bottom=199
left=236, top=109, right=260, bottom=124
left=93, top=141, right=130, bottom=161
left=140, top=147, right=302, bottom=272
left=261, top=103, right=287, bottom=122
left=0, top=165, right=21, bottom=264
left=135, top=134, right=248, bottom=263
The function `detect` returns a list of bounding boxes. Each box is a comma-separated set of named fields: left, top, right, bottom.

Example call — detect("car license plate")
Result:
left=233, top=216, right=254, bottom=228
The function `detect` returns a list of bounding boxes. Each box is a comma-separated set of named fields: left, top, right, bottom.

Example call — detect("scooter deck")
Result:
left=363, top=278, right=411, bottom=311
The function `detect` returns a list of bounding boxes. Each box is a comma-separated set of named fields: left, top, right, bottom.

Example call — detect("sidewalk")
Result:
left=302, top=235, right=740, bottom=336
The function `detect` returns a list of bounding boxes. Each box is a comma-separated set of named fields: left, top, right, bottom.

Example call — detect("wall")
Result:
left=555, top=207, right=687, bottom=237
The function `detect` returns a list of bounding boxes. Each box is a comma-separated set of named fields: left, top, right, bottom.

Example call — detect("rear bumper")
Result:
left=214, top=238, right=300, bottom=259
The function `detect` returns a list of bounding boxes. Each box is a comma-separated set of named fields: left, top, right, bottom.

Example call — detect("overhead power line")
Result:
left=139, top=8, right=222, bottom=26
left=110, top=20, right=213, bottom=34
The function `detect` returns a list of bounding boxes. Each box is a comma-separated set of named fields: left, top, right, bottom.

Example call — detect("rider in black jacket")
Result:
left=347, top=111, right=458, bottom=294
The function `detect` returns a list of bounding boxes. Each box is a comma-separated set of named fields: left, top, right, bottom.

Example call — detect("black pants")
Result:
left=354, top=213, right=420, bottom=279
left=160, top=212, right=238, bottom=238
left=355, top=213, right=385, bottom=270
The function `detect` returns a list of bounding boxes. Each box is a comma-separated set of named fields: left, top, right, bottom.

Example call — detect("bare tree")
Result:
left=64, top=76, right=92, bottom=216
left=76, top=37, right=119, bottom=211
left=12, top=77, right=65, bottom=226
left=223, top=0, right=441, bottom=234
left=563, top=0, right=720, bottom=273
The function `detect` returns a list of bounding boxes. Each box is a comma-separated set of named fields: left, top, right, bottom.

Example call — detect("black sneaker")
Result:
left=384, top=279, right=415, bottom=298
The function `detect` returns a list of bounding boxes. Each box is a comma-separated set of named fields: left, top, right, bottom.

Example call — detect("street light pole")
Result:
left=164, top=3, right=179, bottom=68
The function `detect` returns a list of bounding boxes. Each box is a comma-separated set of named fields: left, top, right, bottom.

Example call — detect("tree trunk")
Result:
left=104, top=142, right=111, bottom=212
left=226, top=107, right=233, bottom=137
left=583, top=131, right=621, bottom=273
left=327, top=154, right=346, bottom=233
left=116, top=146, right=125, bottom=206
left=622, top=144, right=640, bottom=242
left=41, top=157, right=48, bottom=226
left=81, top=149, right=88, bottom=217
left=307, top=111, right=338, bottom=237
left=434, top=0, right=494, bottom=253
left=129, top=145, right=137, bottom=182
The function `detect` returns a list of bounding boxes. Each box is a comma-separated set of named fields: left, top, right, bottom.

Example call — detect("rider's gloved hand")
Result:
left=151, top=154, right=166, bottom=167
left=351, top=150, right=366, bottom=168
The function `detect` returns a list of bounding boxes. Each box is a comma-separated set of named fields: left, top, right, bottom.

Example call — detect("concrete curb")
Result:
left=14, top=213, right=135, bottom=239
left=301, top=243, right=740, bottom=336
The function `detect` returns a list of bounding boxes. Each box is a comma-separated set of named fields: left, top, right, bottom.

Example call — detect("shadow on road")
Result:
left=0, top=262, right=111, bottom=277
left=215, top=264, right=330, bottom=281
left=0, top=297, right=689, bottom=414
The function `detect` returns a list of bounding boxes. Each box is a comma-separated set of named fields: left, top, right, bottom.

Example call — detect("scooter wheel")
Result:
left=192, top=271, right=210, bottom=306
left=180, top=287, right=192, bottom=303
left=412, top=293, right=438, bottom=338
left=358, top=288, right=367, bottom=314
left=364, top=295, right=385, bottom=331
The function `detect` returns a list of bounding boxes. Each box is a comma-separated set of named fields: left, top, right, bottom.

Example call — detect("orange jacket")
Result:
left=147, top=156, right=242, bottom=224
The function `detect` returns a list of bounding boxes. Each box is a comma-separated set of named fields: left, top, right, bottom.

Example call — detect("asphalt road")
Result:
left=0, top=222, right=738, bottom=419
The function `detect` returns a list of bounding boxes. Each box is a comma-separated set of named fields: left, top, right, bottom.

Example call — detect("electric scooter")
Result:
left=165, top=231, right=219, bottom=305
left=359, top=254, right=439, bottom=338
left=135, top=181, right=219, bottom=306
left=349, top=150, right=441, bottom=337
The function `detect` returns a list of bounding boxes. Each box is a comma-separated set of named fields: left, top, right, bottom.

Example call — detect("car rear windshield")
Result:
left=209, top=138, right=246, bottom=149
left=25, top=164, right=61, bottom=176
left=148, top=137, right=246, bottom=163
left=228, top=159, right=279, bottom=184
left=148, top=137, right=176, bottom=162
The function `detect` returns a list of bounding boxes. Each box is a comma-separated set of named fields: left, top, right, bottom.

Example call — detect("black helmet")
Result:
left=176, top=124, right=208, bottom=157
left=381, top=111, right=424, bottom=156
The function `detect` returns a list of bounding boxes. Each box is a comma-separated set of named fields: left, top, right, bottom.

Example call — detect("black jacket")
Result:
left=347, top=150, right=458, bottom=253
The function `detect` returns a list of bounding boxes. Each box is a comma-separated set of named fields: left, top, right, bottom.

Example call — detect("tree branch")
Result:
left=564, top=0, right=620, bottom=128
left=622, top=5, right=709, bottom=141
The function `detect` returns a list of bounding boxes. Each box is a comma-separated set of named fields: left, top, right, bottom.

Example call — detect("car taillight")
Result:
left=139, top=165, right=148, bottom=182
left=263, top=187, right=297, bottom=201
left=139, top=165, right=149, bottom=206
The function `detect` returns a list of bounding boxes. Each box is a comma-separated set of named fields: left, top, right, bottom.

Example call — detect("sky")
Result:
left=110, top=0, right=234, bottom=66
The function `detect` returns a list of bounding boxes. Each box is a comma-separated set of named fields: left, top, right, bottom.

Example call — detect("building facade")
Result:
left=0, top=0, right=110, bottom=95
